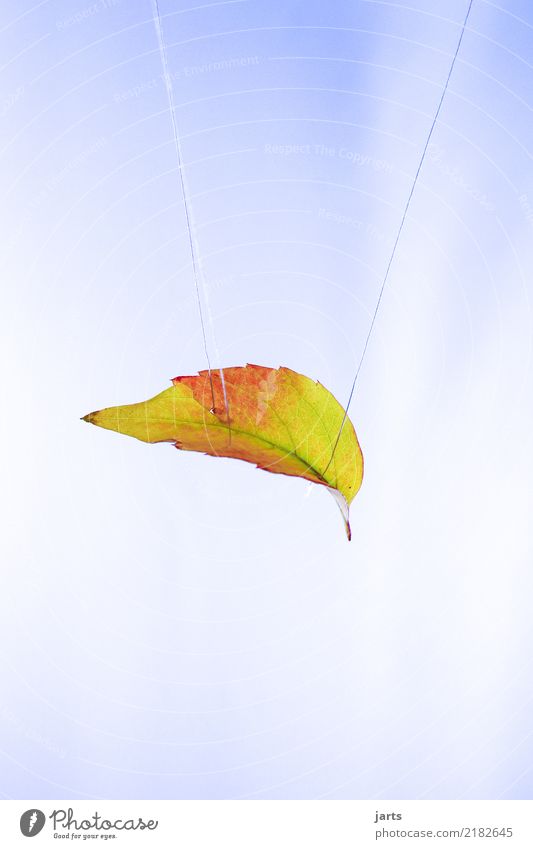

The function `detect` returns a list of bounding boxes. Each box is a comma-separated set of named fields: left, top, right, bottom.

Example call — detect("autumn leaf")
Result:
left=82, top=364, right=363, bottom=539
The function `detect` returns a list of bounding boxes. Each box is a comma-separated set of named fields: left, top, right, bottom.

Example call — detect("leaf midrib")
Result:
left=126, top=411, right=332, bottom=489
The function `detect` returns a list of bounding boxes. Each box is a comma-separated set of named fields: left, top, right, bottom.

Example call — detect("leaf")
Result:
left=82, top=364, right=363, bottom=539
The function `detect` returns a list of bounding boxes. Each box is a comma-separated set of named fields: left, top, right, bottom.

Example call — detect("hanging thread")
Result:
left=325, top=0, right=474, bottom=473
left=149, top=0, right=230, bottom=422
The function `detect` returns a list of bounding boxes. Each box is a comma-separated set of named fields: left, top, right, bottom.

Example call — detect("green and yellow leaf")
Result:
left=82, top=364, right=363, bottom=538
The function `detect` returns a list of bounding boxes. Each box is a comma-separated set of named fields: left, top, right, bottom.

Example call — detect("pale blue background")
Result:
left=1, top=0, right=532, bottom=799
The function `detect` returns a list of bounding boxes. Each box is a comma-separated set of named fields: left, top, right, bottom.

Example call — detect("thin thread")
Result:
left=150, top=0, right=230, bottom=422
left=325, top=0, right=474, bottom=473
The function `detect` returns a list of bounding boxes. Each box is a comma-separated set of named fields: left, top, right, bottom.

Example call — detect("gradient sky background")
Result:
left=1, top=0, right=532, bottom=799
